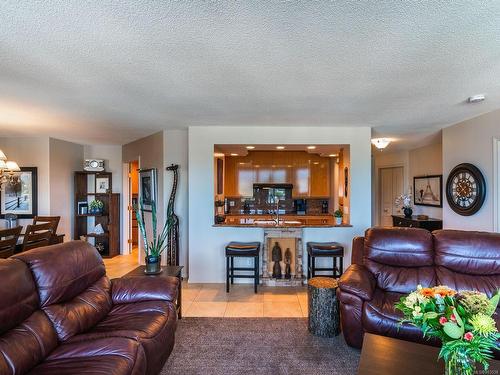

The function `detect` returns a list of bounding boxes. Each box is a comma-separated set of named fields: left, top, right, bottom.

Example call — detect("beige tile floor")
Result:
left=104, top=249, right=308, bottom=318
left=182, top=283, right=308, bottom=318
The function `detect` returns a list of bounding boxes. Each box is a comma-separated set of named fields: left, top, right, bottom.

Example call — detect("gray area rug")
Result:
left=161, top=318, right=360, bottom=375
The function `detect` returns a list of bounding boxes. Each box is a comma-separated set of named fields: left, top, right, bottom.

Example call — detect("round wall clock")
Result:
left=445, top=163, right=486, bottom=216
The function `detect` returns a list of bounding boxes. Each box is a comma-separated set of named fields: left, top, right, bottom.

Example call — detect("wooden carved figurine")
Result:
left=166, top=164, right=180, bottom=266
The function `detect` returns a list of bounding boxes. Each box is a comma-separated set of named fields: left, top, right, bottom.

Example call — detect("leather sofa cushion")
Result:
left=0, top=311, right=58, bottom=375
left=26, top=337, right=147, bottom=375
left=68, top=301, right=177, bottom=375
left=364, top=228, right=435, bottom=294
left=0, top=259, right=39, bottom=334
left=14, top=241, right=106, bottom=306
left=434, top=230, right=500, bottom=275
left=362, top=289, right=437, bottom=346
left=43, top=276, right=112, bottom=341
left=364, top=227, right=434, bottom=267
left=436, top=267, right=500, bottom=297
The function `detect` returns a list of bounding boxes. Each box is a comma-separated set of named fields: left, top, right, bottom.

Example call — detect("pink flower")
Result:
left=464, top=332, right=474, bottom=341
left=439, top=317, right=448, bottom=325
left=450, top=314, right=457, bottom=322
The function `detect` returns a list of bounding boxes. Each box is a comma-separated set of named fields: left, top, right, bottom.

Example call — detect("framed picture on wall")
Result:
left=216, top=158, right=223, bottom=195
left=414, top=175, right=443, bottom=207
left=139, top=168, right=157, bottom=211
left=95, top=176, right=110, bottom=193
left=0, top=167, right=38, bottom=218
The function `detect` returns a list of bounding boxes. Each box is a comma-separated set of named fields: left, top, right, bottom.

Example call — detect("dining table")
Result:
left=0, top=222, right=65, bottom=253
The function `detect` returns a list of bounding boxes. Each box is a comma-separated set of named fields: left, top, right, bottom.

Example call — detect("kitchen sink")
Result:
left=253, top=219, right=302, bottom=226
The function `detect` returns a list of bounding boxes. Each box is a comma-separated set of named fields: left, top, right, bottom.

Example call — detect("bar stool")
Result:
left=225, top=241, right=261, bottom=293
left=307, top=242, right=344, bottom=279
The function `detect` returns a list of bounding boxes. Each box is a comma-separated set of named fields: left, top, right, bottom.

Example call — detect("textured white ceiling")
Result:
left=1, top=1, right=499, bottom=145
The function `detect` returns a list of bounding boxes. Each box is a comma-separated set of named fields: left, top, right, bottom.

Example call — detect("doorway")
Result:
left=379, top=166, right=404, bottom=226
left=495, top=138, right=500, bottom=232
left=129, top=161, right=139, bottom=250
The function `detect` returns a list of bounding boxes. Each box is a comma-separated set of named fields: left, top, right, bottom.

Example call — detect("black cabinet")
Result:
left=391, top=215, right=442, bottom=232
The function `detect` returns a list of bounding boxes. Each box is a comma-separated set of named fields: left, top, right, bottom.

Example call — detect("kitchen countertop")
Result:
left=223, top=213, right=334, bottom=217
left=213, top=223, right=352, bottom=228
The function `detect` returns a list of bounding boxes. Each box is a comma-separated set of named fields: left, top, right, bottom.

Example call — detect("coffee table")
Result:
left=358, top=333, right=500, bottom=375
left=123, top=265, right=183, bottom=319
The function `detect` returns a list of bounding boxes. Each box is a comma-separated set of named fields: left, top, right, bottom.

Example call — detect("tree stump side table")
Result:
left=308, top=277, right=340, bottom=337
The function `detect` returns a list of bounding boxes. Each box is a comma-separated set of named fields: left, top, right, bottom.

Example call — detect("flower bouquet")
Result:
left=395, top=286, right=499, bottom=375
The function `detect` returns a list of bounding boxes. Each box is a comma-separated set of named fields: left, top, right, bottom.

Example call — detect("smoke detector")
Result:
left=467, top=94, right=485, bottom=103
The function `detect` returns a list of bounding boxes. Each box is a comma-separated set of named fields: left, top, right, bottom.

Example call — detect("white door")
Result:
left=379, top=167, right=404, bottom=226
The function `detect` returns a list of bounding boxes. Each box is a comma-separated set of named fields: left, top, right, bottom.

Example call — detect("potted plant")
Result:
left=396, top=286, right=499, bottom=374
left=395, top=193, right=413, bottom=217
left=89, top=199, right=104, bottom=214
left=135, top=200, right=171, bottom=274
left=333, top=209, right=343, bottom=225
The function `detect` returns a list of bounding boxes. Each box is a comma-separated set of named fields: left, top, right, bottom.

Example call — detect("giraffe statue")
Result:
left=166, top=164, right=180, bottom=266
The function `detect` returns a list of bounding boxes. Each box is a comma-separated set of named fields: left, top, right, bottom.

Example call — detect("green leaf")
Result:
left=488, top=292, right=499, bottom=315
left=423, top=312, right=438, bottom=320
left=443, top=322, right=464, bottom=339
left=454, top=310, right=464, bottom=328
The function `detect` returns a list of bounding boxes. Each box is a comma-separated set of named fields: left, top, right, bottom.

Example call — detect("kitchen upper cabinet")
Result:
left=222, top=151, right=331, bottom=198
left=236, top=157, right=255, bottom=197
left=271, top=151, right=292, bottom=183
left=292, top=152, right=310, bottom=197
left=309, top=154, right=330, bottom=197
left=224, top=156, right=238, bottom=196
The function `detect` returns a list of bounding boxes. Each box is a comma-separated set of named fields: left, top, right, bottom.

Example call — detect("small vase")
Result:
left=145, top=256, right=161, bottom=274
left=335, top=217, right=342, bottom=225
left=444, top=349, right=475, bottom=375
left=403, top=207, right=413, bottom=218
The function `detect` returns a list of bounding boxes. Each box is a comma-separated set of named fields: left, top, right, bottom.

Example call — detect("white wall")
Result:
left=443, top=109, right=500, bottom=231
left=0, top=137, right=50, bottom=226
left=49, top=138, right=84, bottom=239
left=163, top=129, right=189, bottom=277
left=188, top=126, right=372, bottom=283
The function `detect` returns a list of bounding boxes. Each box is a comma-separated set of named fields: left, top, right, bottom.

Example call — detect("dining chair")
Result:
left=33, top=216, right=61, bottom=245
left=21, top=222, right=53, bottom=252
left=0, top=226, right=22, bottom=258
left=33, top=216, right=60, bottom=234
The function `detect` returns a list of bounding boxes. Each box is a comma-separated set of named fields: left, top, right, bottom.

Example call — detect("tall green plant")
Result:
left=134, top=200, right=171, bottom=258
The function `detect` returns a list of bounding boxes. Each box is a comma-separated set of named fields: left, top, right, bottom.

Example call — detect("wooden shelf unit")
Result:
left=74, top=171, right=120, bottom=258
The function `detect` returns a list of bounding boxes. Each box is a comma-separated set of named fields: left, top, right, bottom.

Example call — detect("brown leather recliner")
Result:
left=337, top=228, right=500, bottom=353
left=0, top=241, right=179, bottom=375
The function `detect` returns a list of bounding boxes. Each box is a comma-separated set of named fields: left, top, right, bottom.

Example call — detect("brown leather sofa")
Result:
left=0, top=241, right=179, bottom=375
left=338, top=228, right=500, bottom=353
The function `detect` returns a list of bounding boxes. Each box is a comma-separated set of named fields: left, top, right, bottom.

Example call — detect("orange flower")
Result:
left=420, top=288, right=435, bottom=298
left=433, top=286, right=457, bottom=297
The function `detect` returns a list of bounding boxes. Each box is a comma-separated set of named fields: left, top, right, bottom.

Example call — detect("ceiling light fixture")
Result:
left=246, top=146, right=255, bottom=149
left=0, top=149, right=20, bottom=190
left=230, top=153, right=238, bottom=156
left=276, top=146, right=285, bottom=150
left=307, top=146, right=316, bottom=150
left=467, top=94, right=486, bottom=103
left=371, top=138, right=391, bottom=150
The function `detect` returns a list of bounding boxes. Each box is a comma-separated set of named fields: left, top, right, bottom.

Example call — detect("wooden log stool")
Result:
left=308, top=277, right=340, bottom=337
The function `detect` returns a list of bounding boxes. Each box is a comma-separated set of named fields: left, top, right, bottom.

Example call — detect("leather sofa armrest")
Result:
left=351, top=236, right=365, bottom=265
left=338, top=264, right=376, bottom=301
left=111, top=276, right=180, bottom=304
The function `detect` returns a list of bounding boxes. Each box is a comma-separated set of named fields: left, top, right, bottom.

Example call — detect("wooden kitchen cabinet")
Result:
left=222, top=151, right=331, bottom=198
left=224, top=156, right=238, bottom=196
left=309, top=154, right=330, bottom=197
left=292, top=152, right=310, bottom=197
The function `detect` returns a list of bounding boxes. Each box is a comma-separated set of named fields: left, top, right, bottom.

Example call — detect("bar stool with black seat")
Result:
left=225, top=241, right=261, bottom=293
left=307, top=242, right=344, bottom=279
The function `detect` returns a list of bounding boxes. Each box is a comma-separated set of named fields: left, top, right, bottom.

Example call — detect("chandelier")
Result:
left=0, top=149, right=21, bottom=191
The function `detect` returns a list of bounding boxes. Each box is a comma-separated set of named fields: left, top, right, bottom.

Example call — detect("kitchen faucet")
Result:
left=274, top=198, right=281, bottom=226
